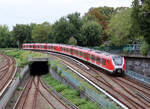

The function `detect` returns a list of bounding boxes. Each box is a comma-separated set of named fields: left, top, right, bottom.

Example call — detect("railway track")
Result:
left=13, top=76, right=70, bottom=109
left=0, top=54, right=16, bottom=97
left=46, top=52, right=150, bottom=109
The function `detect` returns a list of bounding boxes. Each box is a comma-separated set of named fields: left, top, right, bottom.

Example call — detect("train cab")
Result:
left=111, top=55, right=125, bottom=74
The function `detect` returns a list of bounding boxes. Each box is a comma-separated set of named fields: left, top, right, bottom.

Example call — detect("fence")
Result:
left=51, top=61, right=118, bottom=109
left=125, top=69, right=150, bottom=85
left=92, top=45, right=150, bottom=56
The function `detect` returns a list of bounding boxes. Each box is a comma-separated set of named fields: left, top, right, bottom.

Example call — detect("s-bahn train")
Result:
left=22, top=43, right=125, bottom=74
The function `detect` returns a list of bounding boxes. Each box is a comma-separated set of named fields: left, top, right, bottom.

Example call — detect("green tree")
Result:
left=32, top=22, right=51, bottom=43
left=86, top=7, right=116, bottom=43
left=68, top=36, right=77, bottom=45
left=107, top=8, right=133, bottom=46
left=12, top=24, right=32, bottom=48
left=132, top=0, right=150, bottom=44
left=67, top=12, right=84, bottom=45
left=98, top=6, right=115, bottom=20
left=81, top=21, right=103, bottom=47
left=52, top=18, right=75, bottom=43
left=0, top=25, right=12, bottom=48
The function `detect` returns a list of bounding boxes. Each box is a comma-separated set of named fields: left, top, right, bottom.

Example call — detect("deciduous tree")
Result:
left=81, top=21, right=103, bottom=47
left=107, top=9, right=133, bottom=46
left=32, top=22, right=51, bottom=43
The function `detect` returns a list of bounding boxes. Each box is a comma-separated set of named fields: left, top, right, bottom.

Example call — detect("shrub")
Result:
left=17, top=87, right=23, bottom=91
left=79, top=86, right=85, bottom=92
left=48, top=61, right=51, bottom=67
left=72, top=98, right=87, bottom=106
left=140, top=42, right=149, bottom=55
left=58, top=70, right=62, bottom=75
left=52, top=65, right=57, bottom=71
left=123, top=47, right=129, bottom=54
left=61, top=89, right=80, bottom=99
left=79, top=101, right=100, bottom=109
left=54, top=84, right=68, bottom=92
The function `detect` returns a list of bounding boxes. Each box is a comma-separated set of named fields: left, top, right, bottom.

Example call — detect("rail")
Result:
left=50, top=60, right=126, bottom=109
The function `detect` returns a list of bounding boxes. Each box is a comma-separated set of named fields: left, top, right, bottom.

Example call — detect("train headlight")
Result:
left=118, top=69, right=121, bottom=73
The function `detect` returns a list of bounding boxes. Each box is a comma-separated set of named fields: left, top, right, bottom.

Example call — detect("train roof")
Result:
left=23, top=43, right=121, bottom=58
left=73, top=45, right=111, bottom=57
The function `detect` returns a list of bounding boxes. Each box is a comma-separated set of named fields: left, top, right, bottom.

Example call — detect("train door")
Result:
left=91, top=54, right=95, bottom=64
left=70, top=47, right=73, bottom=55
left=56, top=45, right=60, bottom=52
left=76, top=49, right=78, bottom=57
left=83, top=52, right=86, bottom=60
left=44, top=44, right=47, bottom=50
left=102, top=58, right=106, bottom=68
left=96, top=56, right=100, bottom=65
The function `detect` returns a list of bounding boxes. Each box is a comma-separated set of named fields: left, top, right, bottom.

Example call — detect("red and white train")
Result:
left=22, top=43, right=125, bottom=74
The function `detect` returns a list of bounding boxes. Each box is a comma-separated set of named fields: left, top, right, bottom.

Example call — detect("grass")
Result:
left=49, top=59, right=122, bottom=109
left=43, top=74, right=100, bottom=109
left=51, top=59, right=102, bottom=94
left=0, top=49, right=46, bottom=68
left=17, top=86, right=23, bottom=91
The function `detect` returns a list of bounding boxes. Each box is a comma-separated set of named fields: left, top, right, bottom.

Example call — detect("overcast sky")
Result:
left=0, top=0, right=133, bottom=29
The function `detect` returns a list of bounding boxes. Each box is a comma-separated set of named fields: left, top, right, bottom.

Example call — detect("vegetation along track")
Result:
left=13, top=76, right=70, bottom=109
left=45, top=51, right=150, bottom=109
left=0, top=54, right=16, bottom=97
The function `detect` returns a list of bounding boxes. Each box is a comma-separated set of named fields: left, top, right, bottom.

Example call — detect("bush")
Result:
left=72, top=98, right=87, bottom=106
left=123, top=47, right=129, bottom=54
left=61, top=89, right=80, bottom=99
left=140, top=42, right=149, bottom=55
left=54, top=84, right=68, bottom=92
left=17, top=87, right=23, bottom=91
left=79, top=86, right=85, bottom=92
left=52, top=65, right=57, bottom=71
left=48, top=61, right=51, bottom=67
left=79, top=101, right=100, bottom=109
left=58, top=70, right=62, bottom=75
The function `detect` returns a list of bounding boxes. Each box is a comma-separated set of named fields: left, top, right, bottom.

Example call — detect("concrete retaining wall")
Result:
left=125, top=57, right=150, bottom=77
left=0, top=65, right=29, bottom=109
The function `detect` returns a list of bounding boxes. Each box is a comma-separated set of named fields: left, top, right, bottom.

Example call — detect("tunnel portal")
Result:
left=30, top=61, right=49, bottom=76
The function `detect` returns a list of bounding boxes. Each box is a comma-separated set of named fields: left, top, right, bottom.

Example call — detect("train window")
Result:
left=107, top=60, right=109, bottom=64
left=74, top=50, right=76, bottom=55
left=78, top=51, right=81, bottom=56
left=102, top=58, right=106, bottom=65
left=81, top=52, right=83, bottom=57
left=91, top=55, right=95, bottom=61
left=88, top=54, right=90, bottom=59
left=68, top=48, right=70, bottom=53
left=84, top=53, right=86, bottom=58
left=73, top=49, right=76, bottom=54
left=80, top=52, right=82, bottom=56
left=96, top=57, right=100, bottom=63
left=66, top=48, right=68, bottom=52
left=83, top=52, right=86, bottom=58
left=82, top=52, right=84, bottom=57
left=67, top=48, right=69, bottom=53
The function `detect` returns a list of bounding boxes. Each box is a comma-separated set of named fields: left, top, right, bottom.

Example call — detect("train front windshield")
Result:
left=112, top=56, right=123, bottom=66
